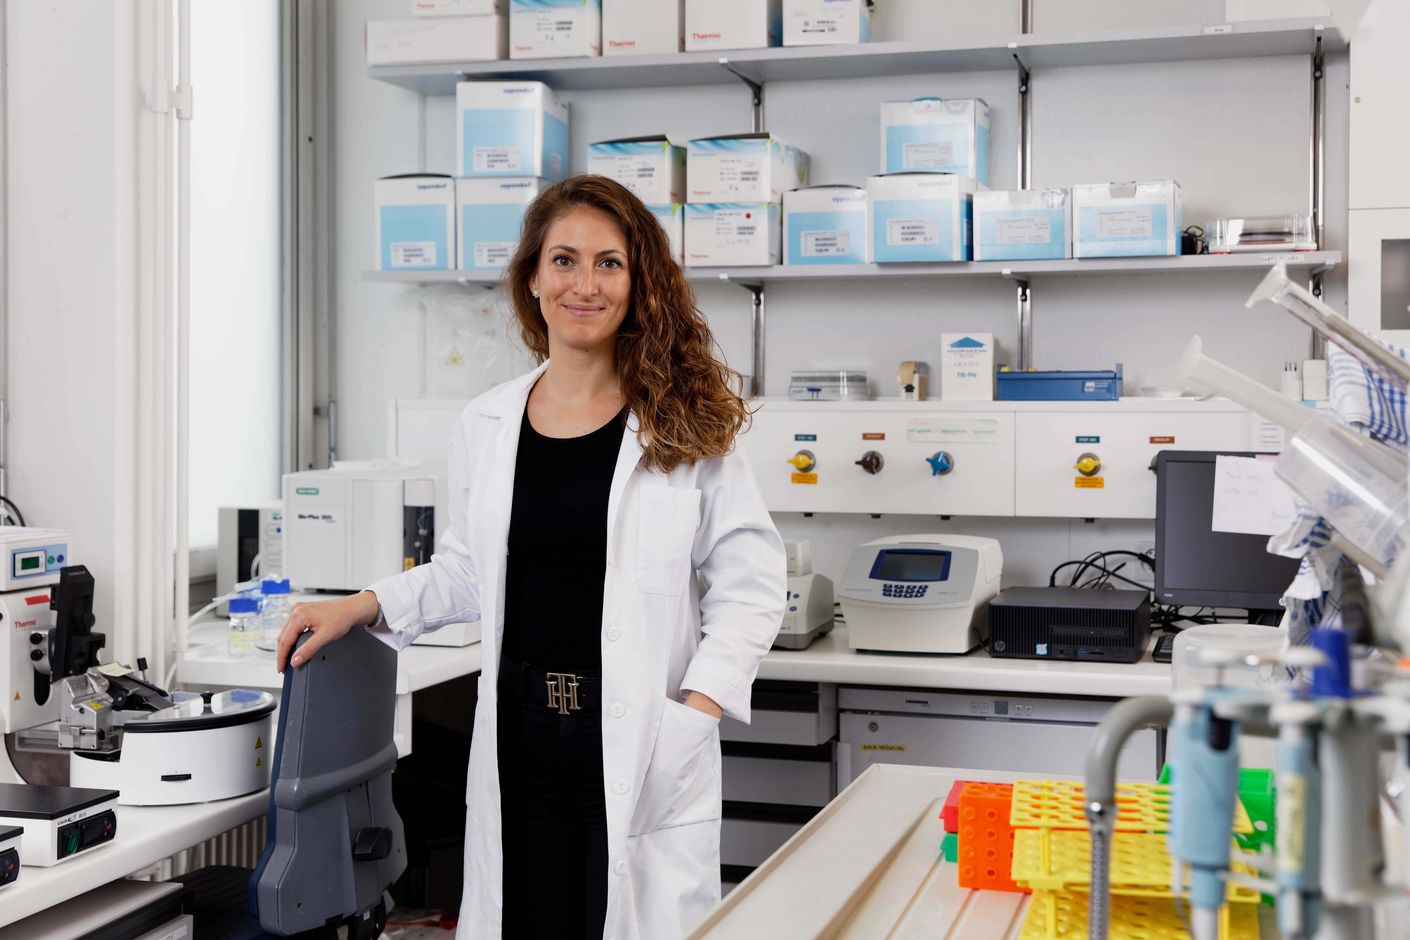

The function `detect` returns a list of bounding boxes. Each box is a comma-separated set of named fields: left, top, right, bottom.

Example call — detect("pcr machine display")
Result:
left=839, top=535, right=1002, bottom=654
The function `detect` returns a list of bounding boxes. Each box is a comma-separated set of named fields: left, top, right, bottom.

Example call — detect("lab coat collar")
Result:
left=474, top=361, right=550, bottom=419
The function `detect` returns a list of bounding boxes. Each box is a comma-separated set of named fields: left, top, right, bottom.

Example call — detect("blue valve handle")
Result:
left=926, top=452, right=954, bottom=476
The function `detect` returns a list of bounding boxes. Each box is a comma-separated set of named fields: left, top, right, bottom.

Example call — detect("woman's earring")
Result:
left=530, top=288, right=540, bottom=298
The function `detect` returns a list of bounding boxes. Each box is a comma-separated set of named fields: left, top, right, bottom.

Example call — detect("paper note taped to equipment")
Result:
left=1211, top=454, right=1298, bottom=537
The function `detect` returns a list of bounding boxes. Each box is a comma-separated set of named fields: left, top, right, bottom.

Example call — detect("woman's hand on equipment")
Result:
left=275, top=590, right=381, bottom=673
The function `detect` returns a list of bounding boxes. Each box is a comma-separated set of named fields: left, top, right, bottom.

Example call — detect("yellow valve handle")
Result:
left=1074, top=454, right=1102, bottom=476
left=787, top=452, right=816, bottom=472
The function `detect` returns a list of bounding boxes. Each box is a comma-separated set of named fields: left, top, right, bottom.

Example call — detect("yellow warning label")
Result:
left=403, top=557, right=416, bottom=571
left=1074, top=476, right=1105, bottom=489
left=861, top=744, right=906, bottom=752
left=255, top=756, right=263, bottom=768
left=12, top=692, right=18, bottom=702
left=255, top=736, right=263, bottom=750
left=446, top=346, right=465, bottom=366
left=791, top=472, right=819, bottom=485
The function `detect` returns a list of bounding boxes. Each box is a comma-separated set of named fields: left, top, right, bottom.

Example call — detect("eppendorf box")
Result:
left=783, top=185, right=868, bottom=264
left=456, top=178, right=549, bottom=269
left=880, top=97, right=990, bottom=186
left=1071, top=180, right=1181, bottom=257
left=455, top=81, right=569, bottom=180
left=375, top=175, right=455, bottom=270
left=867, top=173, right=979, bottom=263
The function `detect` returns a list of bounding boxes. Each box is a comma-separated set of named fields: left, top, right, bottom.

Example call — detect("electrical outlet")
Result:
left=1135, top=539, right=1156, bottom=558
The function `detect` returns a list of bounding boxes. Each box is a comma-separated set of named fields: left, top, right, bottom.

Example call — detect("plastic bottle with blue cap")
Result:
left=258, top=577, right=293, bottom=649
left=227, top=596, right=260, bottom=659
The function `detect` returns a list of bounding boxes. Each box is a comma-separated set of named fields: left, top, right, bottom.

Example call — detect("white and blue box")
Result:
left=867, top=173, right=978, bottom=263
left=456, top=178, right=548, bottom=269
left=414, top=0, right=503, bottom=15
left=1071, top=181, right=1182, bottom=258
left=375, top=175, right=456, bottom=271
left=365, top=16, right=507, bottom=65
left=604, top=0, right=684, bottom=55
left=783, top=0, right=870, bottom=45
left=685, top=0, right=782, bottom=51
left=973, top=189, right=1071, bottom=261
left=455, top=81, right=570, bottom=180
left=588, top=136, right=685, bottom=205
left=649, top=204, right=684, bottom=263
left=880, top=98, right=990, bottom=186
left=688, top=133, right=809, bottom=203
left=784, top=185, right=868, bottom=264
left=509, top=0, right=601, bottom=59
left=941, top=332, right=994, bottom=401
left=684, top=203, right=780, bottom=267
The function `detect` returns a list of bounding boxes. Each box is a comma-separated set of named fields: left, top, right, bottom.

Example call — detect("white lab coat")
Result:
left=368, top=362, right=787, bottom=940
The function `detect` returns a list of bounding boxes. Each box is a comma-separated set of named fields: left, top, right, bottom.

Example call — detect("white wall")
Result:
left=326, top=0, right=1350, bottom=588
left=5, top=0, right=132, bottom=637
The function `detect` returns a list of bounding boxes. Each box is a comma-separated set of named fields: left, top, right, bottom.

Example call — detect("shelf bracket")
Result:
left=719, top=60, right=765, bottom=132
left=744, top=283, right=765, bottom=397
left=1308, top=33, right=1326, bottom=359
left=1013, top=277, right=1033, bottom=372
left=1013, top=52, right=1032, bottom=190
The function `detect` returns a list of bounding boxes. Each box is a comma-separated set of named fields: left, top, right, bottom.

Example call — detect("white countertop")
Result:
left=177, top=620, right=482, bottom=696
left=0, top=790, right=267, bottom=928
left=757, top=626, right=1173, bottom=698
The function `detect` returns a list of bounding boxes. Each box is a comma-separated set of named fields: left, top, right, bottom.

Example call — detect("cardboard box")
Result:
left=1071, top=180, right=1182, bottom=258
left=649, top=204, right=684, bottom=263
left=684, top=203, right=780, bottom=267
left=456, top=178, right=549, bottom=269
left=783, top=0, right=870, bottom=45
left=588, top=136, right=686, bottom=204
left=880, top=98, right=990, bottom=186
left=414, top=0, right=503, bottom=15
left=510, top=0, right=601, bottom=59
left=867, top=173, right=978, bottom=263
left=604, top=0, right=684, bottom=55
left=941, top=333, right=994, bottom=402
left=688, top=133, right=809, bottom=203
left=784, top=185, right=868, bottom=264
left=366, top=16, right=506, bottom=66
left=685, top=0, right=782, bottom=51
left=973, top=189, right=1071, bottom=261
left=456, top=81, right=570, bottom=180
left=375, top=175, right=456, bottom=271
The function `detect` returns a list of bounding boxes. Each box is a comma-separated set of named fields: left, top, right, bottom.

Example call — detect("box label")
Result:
left=904, top=140, right=953, bottom=170
left=609, top=155, right=659, bottom=188
left=714, top=209, right=760, bottom=247
left=791, top=472, right=819, bottom=485
left=997, top=216, right=1052, bottom=245
left=717, top=156, right=762, bottom=195
left=1074, top=476, right=1105, bottom=489
left=474, top=146, right=522, bottom=173
left=391, top=242, right=437, bottom=267
left=887, top=218, right=938, bottom=246
left=906, top=419, right=999, bottom=444
left=474, top=242, right=514, bottom=267
left=1096, top=209, right=1153, bottom=239
left=1149, top=435, right=1175, bottom=444
left=531, top=11, right=577, bottom=44
left=801, top=230, right=851, bottom=257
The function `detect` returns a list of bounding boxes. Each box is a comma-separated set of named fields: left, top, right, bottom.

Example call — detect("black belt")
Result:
left=498, top=655, right=602, bottom=716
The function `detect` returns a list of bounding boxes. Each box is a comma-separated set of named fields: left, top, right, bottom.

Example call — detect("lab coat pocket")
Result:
left=634, top=486, right=701, bottom=596
left=629, top=699, right=721, bottom=836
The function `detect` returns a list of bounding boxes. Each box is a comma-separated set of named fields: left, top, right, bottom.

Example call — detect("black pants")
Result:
left=497, top=656, right=609, bottom=939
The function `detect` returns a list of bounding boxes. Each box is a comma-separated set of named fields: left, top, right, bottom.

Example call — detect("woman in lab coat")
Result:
left=276, top=174, right=787, bottom=940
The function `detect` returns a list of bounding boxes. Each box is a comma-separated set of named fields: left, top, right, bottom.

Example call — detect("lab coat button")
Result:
left=615, top=860, right=627, bottom=875
left=610, top=703, right=625, bottom=718
left=608, top=628, right=622, bottom=641
left=614, top=779, right=630, bottom=795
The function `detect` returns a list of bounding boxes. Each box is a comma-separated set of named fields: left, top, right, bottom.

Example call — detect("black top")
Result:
left=502, top=408, right=625, bottom=675
left=0, top=783, right=118, bottom=819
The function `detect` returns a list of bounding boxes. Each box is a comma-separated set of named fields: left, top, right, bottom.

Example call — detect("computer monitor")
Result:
left=1153, top=450, right=1302, bottom=624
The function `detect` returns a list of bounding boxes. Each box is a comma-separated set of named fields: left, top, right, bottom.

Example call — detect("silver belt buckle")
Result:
left=544, top=672, right=582, bottom=715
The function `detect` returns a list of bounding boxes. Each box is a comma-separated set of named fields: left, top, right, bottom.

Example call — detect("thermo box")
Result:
left=688, top=133, right=809, bottom=203
left=941, top=333, right=995, bottom=402
left=784, top=185, right=868, bottom=265
left=1071, top=181, right=1182, bottom=258
left=365, top=15, right=506, bottom=65
left=649, top=204, right=685, bottom=264
left=685, top=0, right=782, bottom=51
left=455, top=81, right=570, bottom=180
left=509, top=0, right=602, bottom=59
left=456, top=178, right=549, bottom=269
left=973, top=189, right=1072, bottom=261
left=684, top=203, right=780, bottom=267
left=784, top=0, right=871, bottom=45
left=374, top=175, right=456, bottom=271
left=588, top=136, right=686, bottom=205
left=414, top=0, right=503, bottom=15
left=867, top=173, right=979, bottom=263
left=604, top=0, right=684, bottom=55
left=880, top=98, right=990, bottom=186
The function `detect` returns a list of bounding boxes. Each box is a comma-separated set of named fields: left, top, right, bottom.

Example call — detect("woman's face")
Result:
left=530, top=206, right=631, bottom=359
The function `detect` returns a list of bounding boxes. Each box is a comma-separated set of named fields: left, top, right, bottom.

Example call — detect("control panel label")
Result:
left=1074, top=476, right=1105, bottom=489
left=862, top=432, right=886, bottom=441
left=1075, top=435, right=1099, bottom=444
left=860, top=743, right=906, bottom=752
left=906, top=418, right=999, bottom=444
left=1149, top=435, right=1175, bottom=444
left=294, top=510, right=344, bottom=527
left=790, top=472, right=819, bottom=485
left=794, top=434, right=817, bottom=441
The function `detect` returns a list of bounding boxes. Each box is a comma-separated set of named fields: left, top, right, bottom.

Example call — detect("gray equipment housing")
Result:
left=253, top=626, right=405, bottom=935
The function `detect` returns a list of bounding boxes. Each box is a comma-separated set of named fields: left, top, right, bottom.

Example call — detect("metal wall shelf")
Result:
left=362, top=250, right=1341, bottom=285
left=366, top=17, right=1340, bottom=95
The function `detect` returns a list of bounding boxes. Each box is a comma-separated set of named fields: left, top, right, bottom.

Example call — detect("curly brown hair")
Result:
left=506, top=175, right=750, bottom=474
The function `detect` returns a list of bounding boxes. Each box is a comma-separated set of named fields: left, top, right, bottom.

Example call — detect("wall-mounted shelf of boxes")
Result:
left=363, top=250, right=1341, bottom=285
